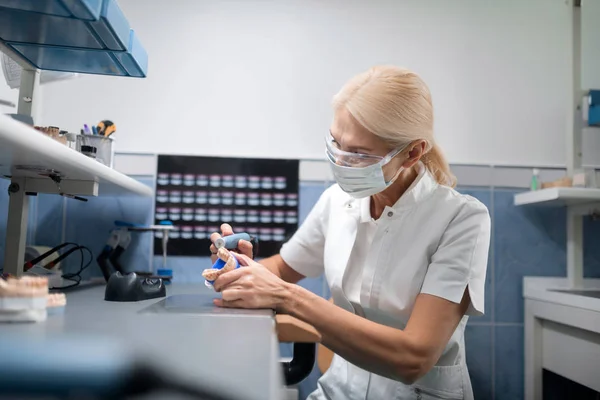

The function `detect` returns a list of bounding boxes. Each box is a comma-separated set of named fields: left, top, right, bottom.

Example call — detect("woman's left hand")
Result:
left=212, top=253, right=291, bottom=312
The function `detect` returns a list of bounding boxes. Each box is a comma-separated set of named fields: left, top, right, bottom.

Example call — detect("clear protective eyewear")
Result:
left=325, top=131, right=406, bottom=168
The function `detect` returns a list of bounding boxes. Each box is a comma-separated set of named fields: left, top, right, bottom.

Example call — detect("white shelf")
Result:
left=514, top=187, right=600, bottom=207
left=0, top=114, right=152, bottom=197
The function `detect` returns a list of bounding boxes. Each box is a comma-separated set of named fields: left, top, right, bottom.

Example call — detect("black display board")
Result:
left=154, top=155, right=300, bottom=257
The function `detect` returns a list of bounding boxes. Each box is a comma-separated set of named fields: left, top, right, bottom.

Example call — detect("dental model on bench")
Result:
left=0, top=276, right=66, bottom=322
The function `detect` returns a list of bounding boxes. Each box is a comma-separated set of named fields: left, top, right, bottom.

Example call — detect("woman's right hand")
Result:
left=209, top=223, right=254, bottom=264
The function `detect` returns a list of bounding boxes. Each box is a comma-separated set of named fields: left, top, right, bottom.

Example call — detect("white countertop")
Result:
left=523, top=277, right=600, bottom=312
left=0, top=284, right=283, bottom=400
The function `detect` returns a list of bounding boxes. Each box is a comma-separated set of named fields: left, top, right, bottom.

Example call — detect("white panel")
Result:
left=113, top=153, right=157, bottom=176
left=581, top=0, right=600, bottom=90
left=542, top=321, right=600, bottom=392
left=39, top=0, right=574, bottom=167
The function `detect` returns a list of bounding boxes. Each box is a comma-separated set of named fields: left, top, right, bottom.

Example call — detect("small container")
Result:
left=247, top=210, right=260, bottom=223
left=235, top=176, right=248, bottom=188
left=65, top=132, right=78, bottom=150
left=156, top=190, right=168, bottom=203
left=81, top=145, right=97, bottom=159
left=182, top=191, right=195, bottom=204
left=181, top=208, right=194, bottom=221
left=234, top=209, right=247, bottom=223
left=222, top=175, right=234, bottom=188
left=195, top=191, right=208, bottom=204
left=195, top=208, right=207, bottom=222
left=155, top=207, right=168, bottom=220
left=169, top=190, right=181, bottom=203
left=196, top=174, right=209, bottom=186
left=183, top=174, right=195, bottom=186
left=157, top=268, right=173, bottom=285
left=286, top=211, right=298, bottom=224
left=530, top=169, right=540, bottom=191
left=221, top=192, right=234, bottom=205
left=157, top=173, right=169, bottom=186
left=274, top=177, right=287, bottom=190
left=273, top=228, right=286, bottom=241
left=273, top=193, right=286, bottom=206
left=77, top=135, right=114, bottom=167
left=209, top=175, right=221, bottom=187
left=286, top=193, right=298, bottom=207
left=194, top=226, right=207, bottom=239
left=260, top=228, right=273, bottom=241
left=170, top=173, right=182, bottom=186
left=208, top=208, right=221, bottom=222
left=248, top=176, right=261, bottom=189
left=273, top=210, right=285, bottom=224
left=261, top=176, right=274, bottom=190
left=169, top=228, right=181, bottom=239
left=221, top=209, right=233, bottom=223
left=169, top=207, right=181, bottom=221
left=208, top=191, right=221, bottom=205
left=259, top=210, right=272, bottom=224
left=247, top=193, right=260, bottom=206
left=235, top=192, right=246, bottom=206
left=181, top=226, right=193, bottom=239
left=260, top=193, right=273, bottom=206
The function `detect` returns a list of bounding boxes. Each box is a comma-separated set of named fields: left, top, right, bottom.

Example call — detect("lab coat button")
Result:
left=347, top=203, right=352, bottom=208
left=387, top=211, right=393, bottom=217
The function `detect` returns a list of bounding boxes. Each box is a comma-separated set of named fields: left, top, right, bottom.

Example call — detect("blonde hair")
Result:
left=332, top=65, right=456, bottom=187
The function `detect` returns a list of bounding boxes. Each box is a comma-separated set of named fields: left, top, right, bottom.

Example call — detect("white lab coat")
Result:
left=280, top=164, right=491, bottom=399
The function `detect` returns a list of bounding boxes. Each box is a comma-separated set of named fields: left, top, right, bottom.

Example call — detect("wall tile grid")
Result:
left=1, top=162, right=599, bottom=400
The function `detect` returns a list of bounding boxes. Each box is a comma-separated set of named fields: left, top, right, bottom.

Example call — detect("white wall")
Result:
left=0, top=79, right=17, bottom=114
left=37, top=0, right=588, bottom=167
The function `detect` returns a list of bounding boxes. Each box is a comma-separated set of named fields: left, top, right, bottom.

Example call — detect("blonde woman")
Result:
left=210, top=66, right=491, bottom=399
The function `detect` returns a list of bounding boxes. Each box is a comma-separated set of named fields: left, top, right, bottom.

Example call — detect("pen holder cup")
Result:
left=77, top=135, right=114, bottom=168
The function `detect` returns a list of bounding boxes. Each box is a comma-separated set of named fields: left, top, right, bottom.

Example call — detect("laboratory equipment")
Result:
left=214, top=232, right=257, bottom=251
left=97, top=221, right=174, bottom=282
left=104, top=272, right=165, bottom=302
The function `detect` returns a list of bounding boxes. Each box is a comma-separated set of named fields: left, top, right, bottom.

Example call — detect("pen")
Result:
left=92, top=126, right=97, bottom=135
left=84, top=124, right=91, bottom=135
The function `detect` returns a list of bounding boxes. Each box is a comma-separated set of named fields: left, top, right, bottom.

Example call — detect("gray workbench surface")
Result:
left=0, top=284, right=283, bottom=400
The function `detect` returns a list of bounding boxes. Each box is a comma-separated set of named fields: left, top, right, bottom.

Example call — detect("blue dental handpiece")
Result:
left=214, top=232, right=253, bottom=250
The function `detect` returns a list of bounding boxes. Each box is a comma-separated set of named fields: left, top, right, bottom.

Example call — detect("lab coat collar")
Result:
left=391, top=162, right=438, bottom=210
left=356, top=162, right=437, bottom=222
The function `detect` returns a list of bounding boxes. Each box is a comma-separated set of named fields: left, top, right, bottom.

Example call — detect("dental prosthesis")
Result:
left=202, top=248, right=240, bottom=288
left=0, top=276, right=66, bottom=322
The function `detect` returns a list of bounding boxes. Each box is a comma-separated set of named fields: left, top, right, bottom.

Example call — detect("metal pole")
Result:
left=3, top=179, right=29, bottom=276
left=17, top=69, right=40, bottom=119
left=567, top=1, right=584, bottom=288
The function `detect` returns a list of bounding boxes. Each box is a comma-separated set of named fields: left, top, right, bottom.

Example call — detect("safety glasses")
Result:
left=325, top=131, right=405, bottom=168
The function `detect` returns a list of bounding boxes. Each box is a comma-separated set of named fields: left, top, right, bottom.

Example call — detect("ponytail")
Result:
left=422, top=142, right=456, bottom=188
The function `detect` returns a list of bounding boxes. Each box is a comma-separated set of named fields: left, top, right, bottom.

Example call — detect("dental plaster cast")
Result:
left=202, top=248, right=238, bottom=282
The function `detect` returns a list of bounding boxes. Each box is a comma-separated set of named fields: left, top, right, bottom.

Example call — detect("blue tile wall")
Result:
left=465, top=325, right=494, bottom=400
left=494, top=326, right=524, bottom=400
left=0, top=179, right=9, bottom=268
left=583, top=217, right=600, bottom=278
left=33, top=194, right=65, bottom=247
left=493, top=189, right=567, bottom=323
left=62, top=177, right=155, bottom=279
left=1, top=173, right=600, bottom=400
